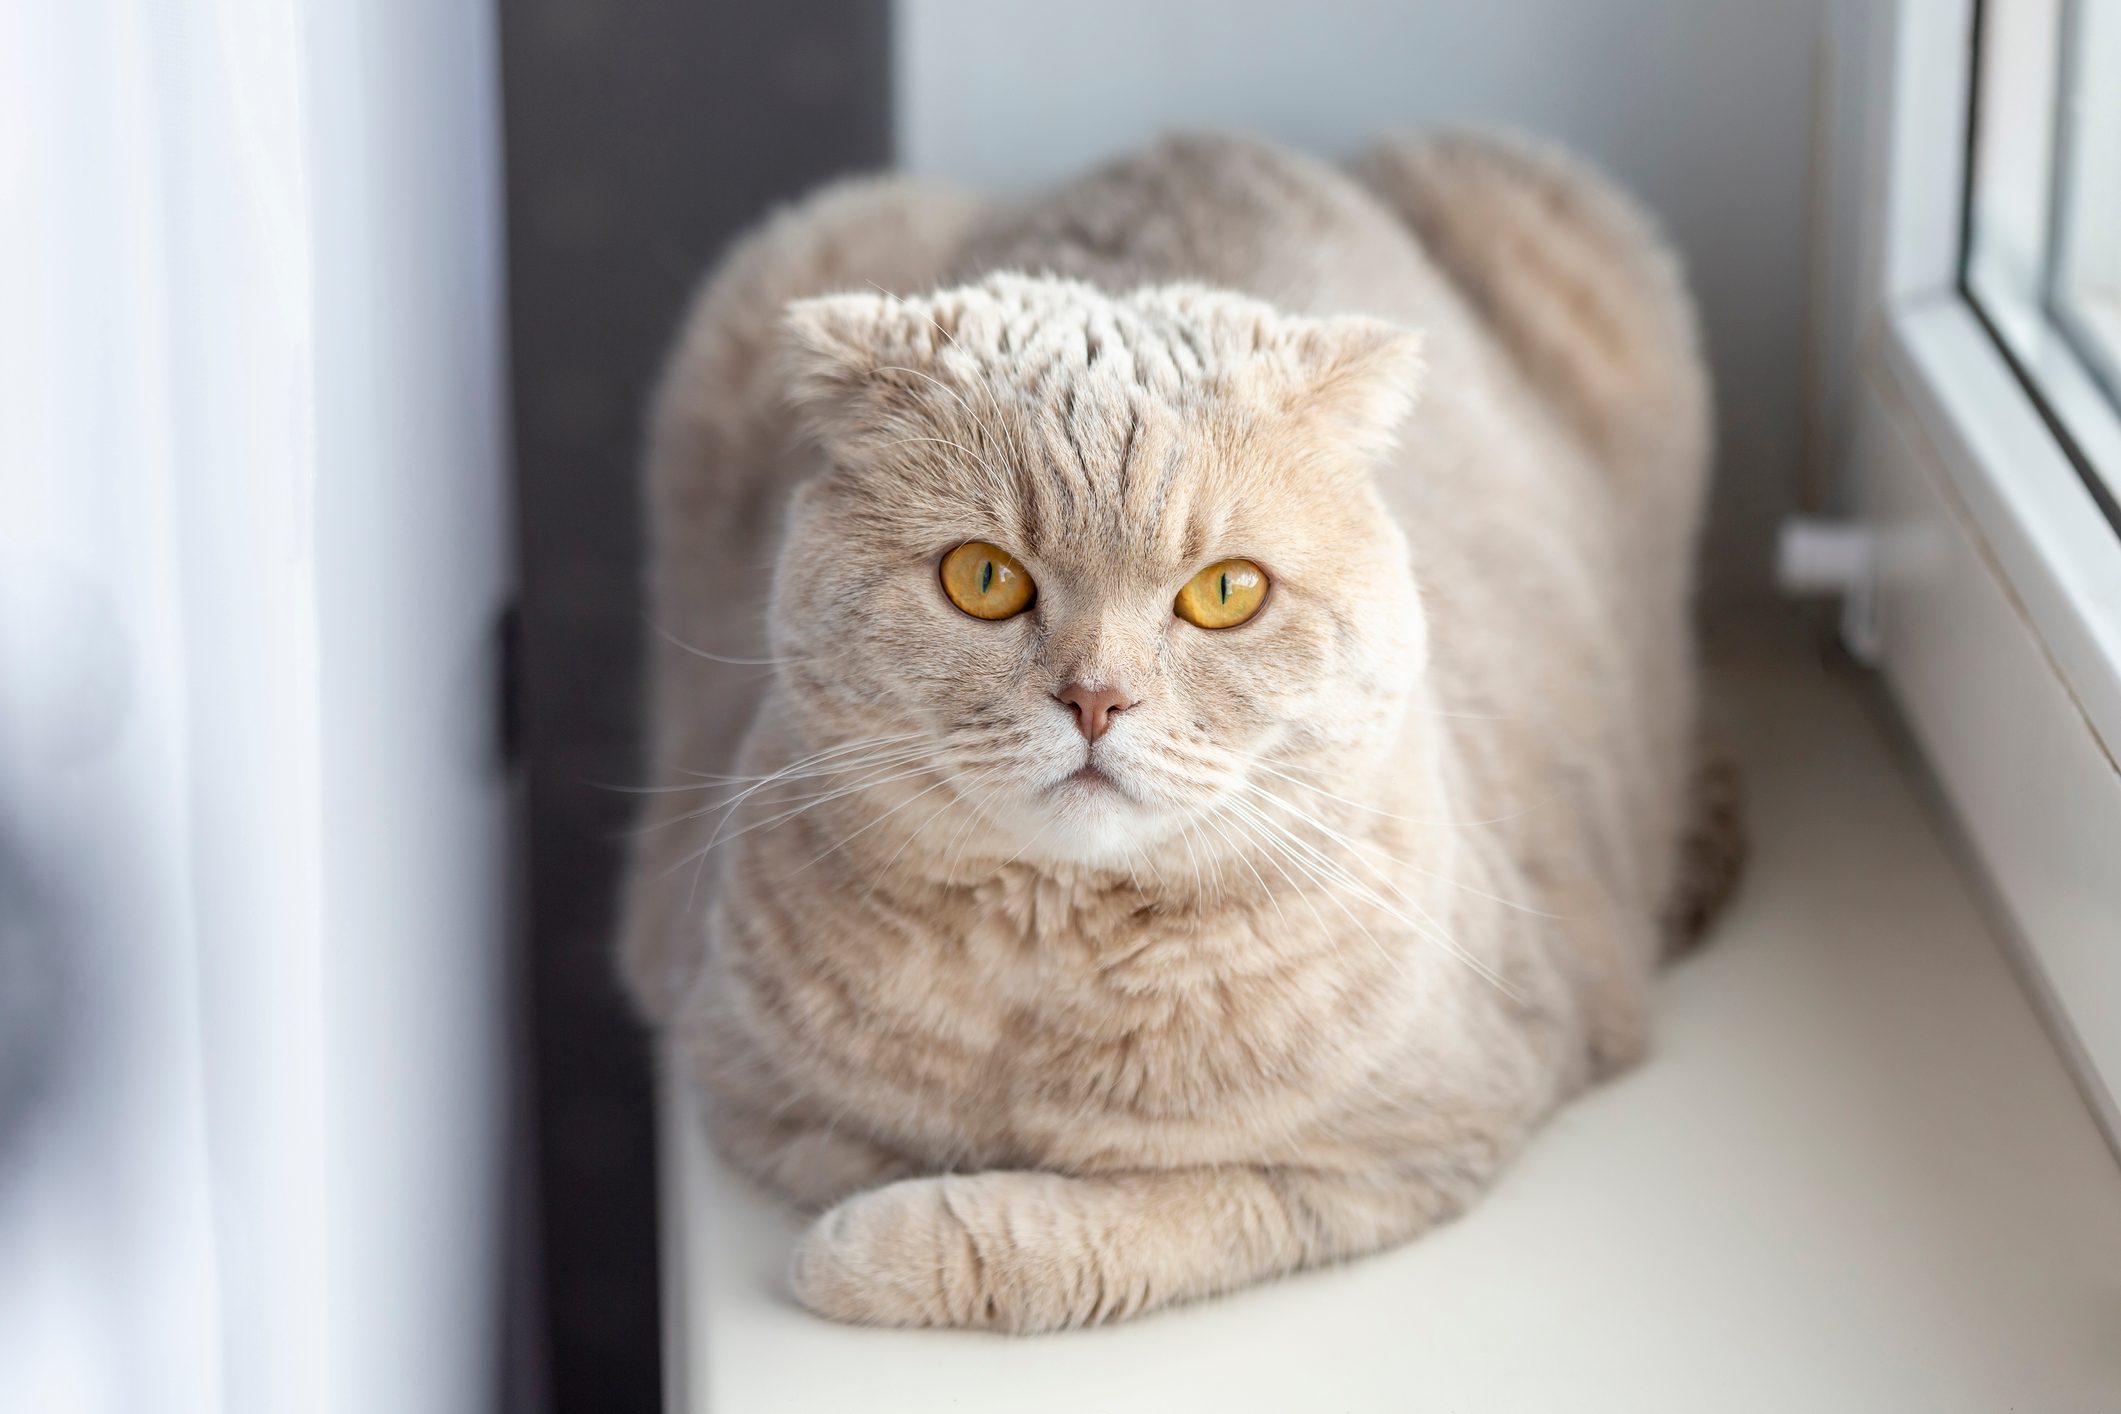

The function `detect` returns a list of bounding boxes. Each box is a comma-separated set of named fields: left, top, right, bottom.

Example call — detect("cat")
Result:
left=618, top=131, right=1739, bottom=1331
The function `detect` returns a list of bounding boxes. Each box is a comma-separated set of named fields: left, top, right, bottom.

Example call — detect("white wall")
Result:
left=896, top=0, right=1831, bottom=598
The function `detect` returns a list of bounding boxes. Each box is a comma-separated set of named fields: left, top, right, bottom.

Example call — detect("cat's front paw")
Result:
left=791, top=1175, right=998, bottom=1329
left=790, top=1172, right=1092, bottom=1333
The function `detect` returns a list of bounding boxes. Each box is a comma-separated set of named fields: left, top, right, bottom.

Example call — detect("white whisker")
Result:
left=853, top=768, right=992, bottom=902
left=1199, top=805, right=1290, bottom=935
left=784, top=765, right=973, bottom=878
left=866, top=364, right=1015, bottom=495
left=653, top=739, right=956, bottom=893
left=1246, top=757, right=1528, bottom=830
left=1244, top=782, right=1561, bottom=921
left=1227, top=792, right=1521, bottom=999
left=675, top=731, right=930, bottom=787
left=939, top=769, right=1009, bottom=878
left=646, top=616, right=805, bottom=667
left=1230, top=800, right=1414, bottom=987
left=864, top=281, right=1024, bottom=460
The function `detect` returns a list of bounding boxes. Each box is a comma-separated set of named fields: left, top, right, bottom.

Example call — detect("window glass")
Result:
left=1964, top=0, right=2121, bottom=522
left=2053, top=0, right=2121, bottom=400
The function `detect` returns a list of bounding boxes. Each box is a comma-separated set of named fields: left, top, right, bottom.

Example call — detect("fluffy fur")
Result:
left=620, top=132, right=1729, bottom=1331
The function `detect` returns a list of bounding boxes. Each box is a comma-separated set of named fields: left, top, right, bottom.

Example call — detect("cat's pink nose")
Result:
left=1056, top=683, right=1134, bottom=743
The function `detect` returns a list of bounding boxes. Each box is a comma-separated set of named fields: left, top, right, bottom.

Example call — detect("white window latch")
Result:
left=1775, top=516, right=1881, bottom=665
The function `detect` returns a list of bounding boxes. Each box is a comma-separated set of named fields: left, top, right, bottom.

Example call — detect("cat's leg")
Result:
left=708, top=1097, right=919, bottom=1212
left=789, top=1160, right=1494, bottom=1332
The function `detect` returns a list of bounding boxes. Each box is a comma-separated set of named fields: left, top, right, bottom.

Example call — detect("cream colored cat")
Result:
left=620, top=132, right=1737, bottom=1332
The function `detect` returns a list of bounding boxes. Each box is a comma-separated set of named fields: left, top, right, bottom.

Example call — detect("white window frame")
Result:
left=1838, top=0, right=2121, bottom=1146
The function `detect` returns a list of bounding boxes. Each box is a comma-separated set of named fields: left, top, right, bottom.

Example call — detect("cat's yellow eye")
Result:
left=939, top=541, right=1037, bottom=620
left=1174, top=558, right=1269, bottom=629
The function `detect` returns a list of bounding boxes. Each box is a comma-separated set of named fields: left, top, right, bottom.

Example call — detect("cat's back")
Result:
left=955, top=133, right=1454, bottom=329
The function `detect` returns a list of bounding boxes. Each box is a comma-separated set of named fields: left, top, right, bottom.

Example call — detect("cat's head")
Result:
left=767, top=273, right=1425, bottom=871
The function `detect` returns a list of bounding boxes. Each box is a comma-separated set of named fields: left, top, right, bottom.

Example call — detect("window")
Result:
left=1839, top=0, right=2121, bottom=1147
left=1963, top=0, right=2121, bottom=529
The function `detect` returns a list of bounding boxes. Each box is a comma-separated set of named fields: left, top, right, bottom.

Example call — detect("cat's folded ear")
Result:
left=1270, top=315, right=1426, bottom=463
left=779, top=292, right=931, bottom=449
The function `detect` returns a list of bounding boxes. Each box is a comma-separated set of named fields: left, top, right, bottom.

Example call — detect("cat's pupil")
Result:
left=1219, top=571, right=1229, bottom=603
left=981, top=560, right=994, bottom=594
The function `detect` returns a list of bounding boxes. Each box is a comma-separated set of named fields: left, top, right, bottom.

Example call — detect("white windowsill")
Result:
left=661, top=611, right=2121, bottom=1412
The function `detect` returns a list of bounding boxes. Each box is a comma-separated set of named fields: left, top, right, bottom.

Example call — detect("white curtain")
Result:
left=0, top=3, right=513, bottom=1411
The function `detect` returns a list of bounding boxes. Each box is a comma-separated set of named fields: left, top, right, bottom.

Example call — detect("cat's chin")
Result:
left=993, top=771, right=1198, bottom=871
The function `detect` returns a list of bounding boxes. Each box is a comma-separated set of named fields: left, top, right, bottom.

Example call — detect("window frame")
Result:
left=1958, top=0, right=2121, bottom=537
left=1863, top=0, right=2121, bottom=753
left=1842, top=0, right=2121, bottom=1147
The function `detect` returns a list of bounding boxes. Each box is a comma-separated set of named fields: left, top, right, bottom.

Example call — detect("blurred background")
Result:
left=0, top=1, right=2016, bottom=1411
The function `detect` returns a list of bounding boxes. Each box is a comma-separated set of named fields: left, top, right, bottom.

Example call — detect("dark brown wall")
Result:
left=496, top=3, right=891, bottom=1408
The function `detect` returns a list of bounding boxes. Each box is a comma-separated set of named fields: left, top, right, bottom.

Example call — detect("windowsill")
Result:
left=661, top=609, right=2121, bottom=1412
